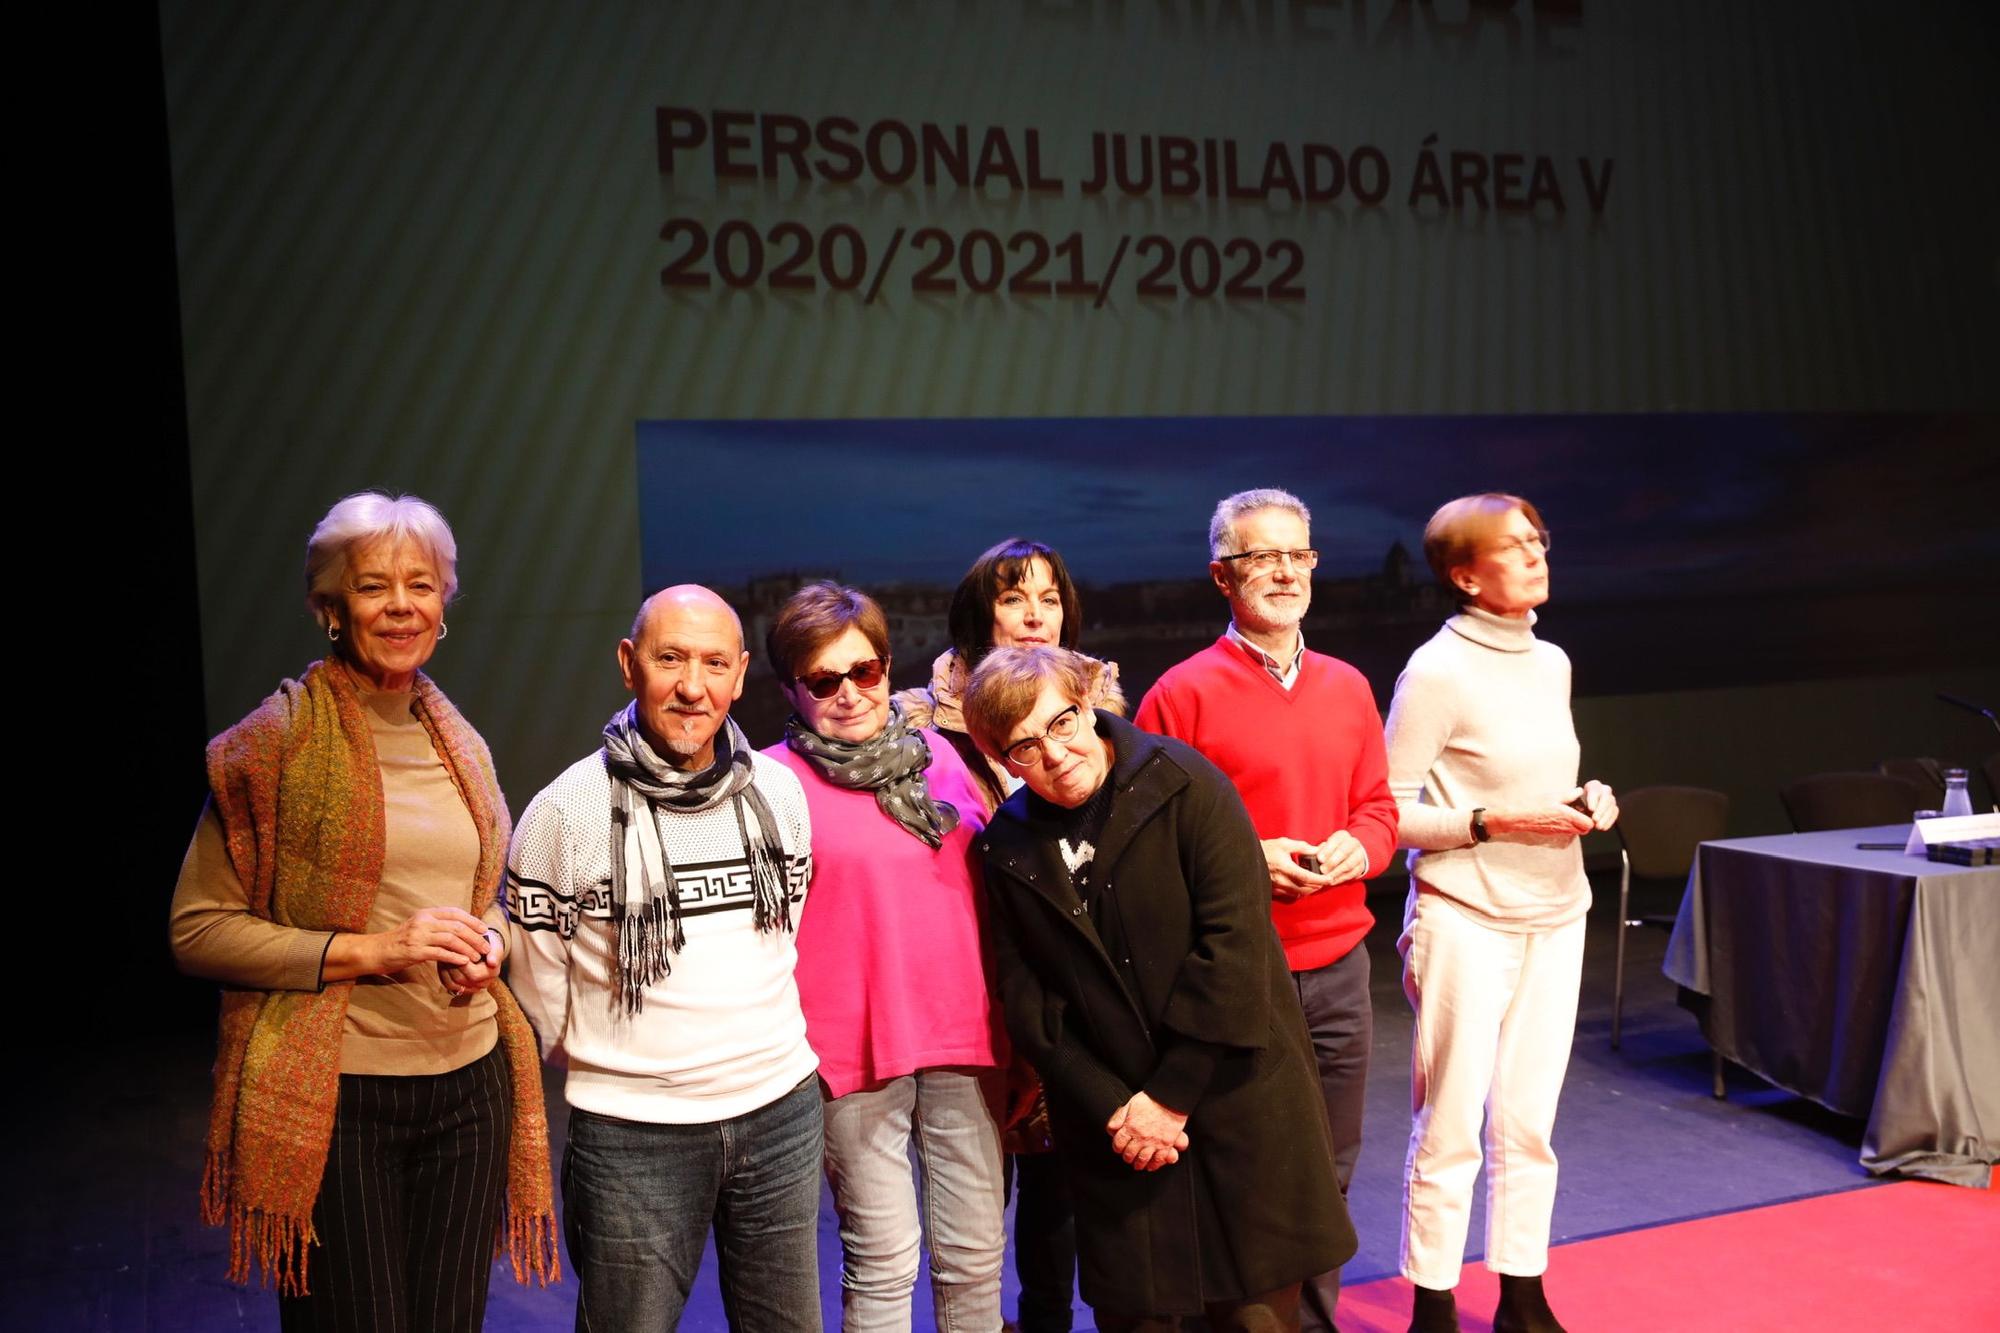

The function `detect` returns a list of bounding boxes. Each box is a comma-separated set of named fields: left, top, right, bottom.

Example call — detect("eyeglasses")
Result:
left=1217, top=548, right=1319, bottom=574
left=1486, top=529, right=1551, bottom=559
left=794, top=657, right=888, bottom=699
left=1003, top=704, right=1086, bottom=769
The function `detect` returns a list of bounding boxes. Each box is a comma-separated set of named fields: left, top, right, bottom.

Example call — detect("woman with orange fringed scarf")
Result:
left=170, top=492, right=557, bottom=1330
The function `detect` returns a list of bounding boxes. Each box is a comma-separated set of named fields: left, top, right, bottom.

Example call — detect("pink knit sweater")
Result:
left=767, top=731, right=1007, bottom=1098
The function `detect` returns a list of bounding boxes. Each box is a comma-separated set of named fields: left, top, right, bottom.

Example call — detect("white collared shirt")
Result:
left=1226, top=621, right=1305, bottom=690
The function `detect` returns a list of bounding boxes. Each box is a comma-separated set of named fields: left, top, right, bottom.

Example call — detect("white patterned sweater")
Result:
left=505, top=748, right=817, bottom=1124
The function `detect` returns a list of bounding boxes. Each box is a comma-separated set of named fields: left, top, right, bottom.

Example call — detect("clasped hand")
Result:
left=1261, top=829, right=1368, bottom=900
left=1486, top=781, right=1618, bottom=840
left=1106, top=1091, right=1190, bottom=1172
left=439, top=925, right=504, bottom=997
left=322, top=905, right=501, bottom=991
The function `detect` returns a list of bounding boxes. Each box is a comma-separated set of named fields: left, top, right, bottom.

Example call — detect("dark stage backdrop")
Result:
left=160, top=2, right=2000, bottom=830
left=638, top=412, right=1997, bottom=746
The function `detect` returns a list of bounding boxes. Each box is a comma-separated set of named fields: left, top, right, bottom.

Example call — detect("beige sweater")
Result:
left=1382, top=607, right=1589, bottom=932
left=171, top=687, right=503, bottom=1073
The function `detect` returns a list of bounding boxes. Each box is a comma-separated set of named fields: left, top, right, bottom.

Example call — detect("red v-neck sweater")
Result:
left=1134, top=636, right=1398, bottom=970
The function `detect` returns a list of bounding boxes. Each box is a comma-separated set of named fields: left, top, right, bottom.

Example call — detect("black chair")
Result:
left=1779, top=771, right=1926, bottom=832
left=1612, top=785, right=1730, bottom=1051
left=1877, top=757, right=1946, bottom=810
left=1981, top=753, right=2000, bottom=814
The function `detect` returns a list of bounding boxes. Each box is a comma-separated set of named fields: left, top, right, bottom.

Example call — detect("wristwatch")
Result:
left=1470, top=808, right=1490, bottom=844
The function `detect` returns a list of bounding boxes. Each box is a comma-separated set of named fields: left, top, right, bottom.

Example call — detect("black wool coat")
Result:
left=978, top=713, right=1356, bottom=1316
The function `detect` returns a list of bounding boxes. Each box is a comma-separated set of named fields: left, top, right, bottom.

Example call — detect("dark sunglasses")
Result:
left=795, top=657, right=889, bottom=699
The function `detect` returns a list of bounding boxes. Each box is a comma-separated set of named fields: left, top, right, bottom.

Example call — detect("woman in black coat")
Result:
left=962, top=646, right=1355, bottom=1330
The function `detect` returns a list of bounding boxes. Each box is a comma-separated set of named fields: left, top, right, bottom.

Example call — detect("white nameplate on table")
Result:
left=1911, top=812, right=2000, bottom=846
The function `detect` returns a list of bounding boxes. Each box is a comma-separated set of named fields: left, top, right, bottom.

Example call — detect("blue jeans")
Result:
left=563, top=1076, right=824, bottom=1333
left=820, top=1067, right=1006, bottom=1333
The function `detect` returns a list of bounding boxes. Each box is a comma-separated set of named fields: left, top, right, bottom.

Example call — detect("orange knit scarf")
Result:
left=202, top=657, right=558, bottom=1293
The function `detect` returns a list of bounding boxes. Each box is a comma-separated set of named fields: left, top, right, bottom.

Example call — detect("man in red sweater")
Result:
left=1134, top=487, right=1398, bottom=1333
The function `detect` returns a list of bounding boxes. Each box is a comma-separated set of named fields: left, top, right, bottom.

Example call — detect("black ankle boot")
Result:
left=1493, top=1273, right=1566, bottom=1333
left=1408, top=1284, right=1460, bottom=1333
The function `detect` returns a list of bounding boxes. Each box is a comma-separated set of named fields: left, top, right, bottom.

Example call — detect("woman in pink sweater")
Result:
left=763, top=581, right=1008, bottom=1333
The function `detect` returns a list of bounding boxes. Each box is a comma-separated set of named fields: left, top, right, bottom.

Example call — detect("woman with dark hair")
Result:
left=896, top=538, right=1124, bottom=1333
left=169, top=491, right=557, bottom=1330
left=763, top=581, right=1009, bottom=1333
left=900, top=537, right=1125, bottom=814
left=1383, top=494, right=1618, bottom=1333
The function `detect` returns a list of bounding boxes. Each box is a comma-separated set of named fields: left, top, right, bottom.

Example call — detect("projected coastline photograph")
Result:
left=637, top=413, right=1997, bottom=745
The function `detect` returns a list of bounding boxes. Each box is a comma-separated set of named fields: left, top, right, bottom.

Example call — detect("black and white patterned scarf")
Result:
left=783, top=701, right=961, bottom=849
left=601, top=702, right=792, bottom=1015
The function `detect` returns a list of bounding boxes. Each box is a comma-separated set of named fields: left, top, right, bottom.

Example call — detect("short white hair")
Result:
left=304, top=491, right=459, bottom=627
left=1209, top=488, right=1311, bottom=559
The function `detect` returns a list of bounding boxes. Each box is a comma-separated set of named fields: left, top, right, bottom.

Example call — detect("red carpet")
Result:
left=1338, top=1175, right=2000, bottom=1331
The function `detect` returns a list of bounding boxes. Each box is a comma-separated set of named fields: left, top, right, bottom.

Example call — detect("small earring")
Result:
left=327, top=623, right=341, bottom=643
left=436, top=621, right=449, bottom=640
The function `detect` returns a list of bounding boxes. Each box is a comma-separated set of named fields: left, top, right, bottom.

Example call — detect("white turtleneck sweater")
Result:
left=1383, top=605, right=1589, bottom=932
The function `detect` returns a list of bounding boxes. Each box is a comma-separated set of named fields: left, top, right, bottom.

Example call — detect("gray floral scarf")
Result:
left=783, top=701, right=961, bottom=848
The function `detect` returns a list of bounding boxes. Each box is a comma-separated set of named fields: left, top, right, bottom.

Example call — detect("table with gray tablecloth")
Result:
left=1663, top=825, right=1999, bottom=1186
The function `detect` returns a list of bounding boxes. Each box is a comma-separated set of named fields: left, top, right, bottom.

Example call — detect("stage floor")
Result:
left=9, top=872, right=1935, bottom=1330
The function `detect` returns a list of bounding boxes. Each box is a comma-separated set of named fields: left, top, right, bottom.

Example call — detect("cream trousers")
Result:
left=1397, top=890, right=1585, bottom=1289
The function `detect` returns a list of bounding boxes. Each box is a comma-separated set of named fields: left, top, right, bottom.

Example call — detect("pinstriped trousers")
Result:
left=279, top=1043, right=513, bottom=1333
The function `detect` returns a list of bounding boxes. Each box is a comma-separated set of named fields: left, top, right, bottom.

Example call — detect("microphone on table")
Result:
left=1936, top=693, right=1999, bottom=733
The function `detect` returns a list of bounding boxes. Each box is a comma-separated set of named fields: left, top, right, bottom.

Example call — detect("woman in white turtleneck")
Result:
left=1382, top=494, right=1619, bottom=1333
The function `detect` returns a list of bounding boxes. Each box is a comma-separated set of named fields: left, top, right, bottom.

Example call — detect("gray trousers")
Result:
left=1292, top=943, right=1373, bottom=1333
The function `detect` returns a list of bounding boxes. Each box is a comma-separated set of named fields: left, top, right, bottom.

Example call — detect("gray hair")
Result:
left=304, top=491, right=459, bottom=627
left=1208, top=488, right=1311, bottom=559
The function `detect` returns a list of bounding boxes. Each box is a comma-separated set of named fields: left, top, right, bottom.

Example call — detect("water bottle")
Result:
left=1905, top=810, right=1941, bottom=856
left=1941, top=768, right=1974, bottom=819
